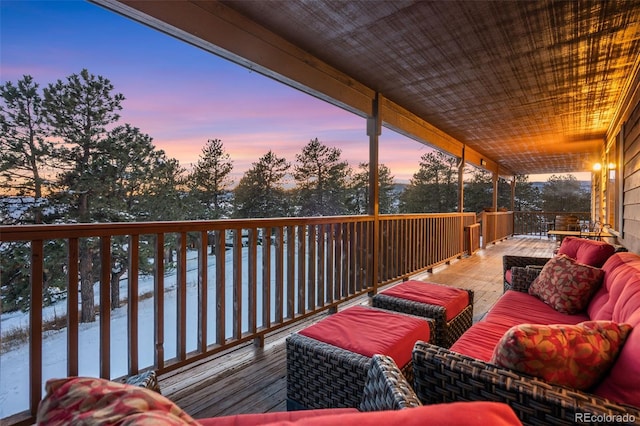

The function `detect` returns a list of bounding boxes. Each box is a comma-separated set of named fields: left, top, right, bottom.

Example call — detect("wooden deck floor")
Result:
left=160, top=236, right=556, bottom=421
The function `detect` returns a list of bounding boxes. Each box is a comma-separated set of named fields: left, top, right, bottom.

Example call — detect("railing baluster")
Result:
left=29, top=239, right=43, bottom=417
left=128, top=234, right=139, bottom=374
left=154, top=233, right=165, bottom=370
left=177, top=232, right=187, bottom=361
left=198, top=231, right=207, bottom=353
left=308, top=225, right=316, bottom=310
left=275, top=227, right=284, bottom=323
left=297, top=225, right=306, bottom=314
left=67, top=238, right=79, bottom=377
left=286, top=226, right=295, bottom=318
left=215, top=230, right=226, bottom=345
left=262, top=227, right=271, bottom=329
left=248, top=228, right=257, bottom=334
left=100, top=236, right=111, bottom=379
left=233, top=230, right=242, bottom=340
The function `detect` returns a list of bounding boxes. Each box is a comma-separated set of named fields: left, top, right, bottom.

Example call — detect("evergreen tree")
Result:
left=351, top=162, right=397, bottom=214
left=0, top=75, right=54, bottom=223
left=399, top=151, right=458, bottom=213
left=464, top=168, right=492, bottom=213
left=541, top=174, right=590, bottom=213
left=514, top=174, right=540, bottom=211
left=233, top=150, right=291, bottom=218
left=188, top=138, right=233, bottom=219
left=294, top=138, right=351, bottom=216
left=42, top=69, right=124, bottom=323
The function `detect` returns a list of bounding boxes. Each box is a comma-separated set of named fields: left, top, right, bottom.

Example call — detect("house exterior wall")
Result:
left=620, top=98, right=640, bottom=253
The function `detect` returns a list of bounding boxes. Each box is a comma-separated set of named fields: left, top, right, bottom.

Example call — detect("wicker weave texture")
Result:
left=123, top=370, right=161, bottom=394
left=360, top=354, right=422, bottom=412
left=503, top=255, right=551, bottom=292
left=372, top=288, right=473, bottom=348
left=412, top=341, right=640, bottom=426
left=286, top=329, right=420, bottom=410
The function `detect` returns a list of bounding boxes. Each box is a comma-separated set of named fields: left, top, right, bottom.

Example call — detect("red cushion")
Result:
left=490, top=321, right=632, bottom=390
left=589, top=253, right=640, bottom=407
left=504, top=269, right=512, bottom=284
left=299, top=306, right=429, bottom=368
left=528, top=255, right=604, bottom=314
left=198, top=408, right=359, bottom=426
left=450, top=321, right=513, bottom=362
left=380, top=280, right=469, bottom=321
left=485, top=290, right=589, bottom=328
left=200, top=402, right=522, bottom=426
left=557, top=236, right=615, bottom=267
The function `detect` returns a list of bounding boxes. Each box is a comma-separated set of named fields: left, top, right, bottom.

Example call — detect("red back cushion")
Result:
left=588, top=253, right=640, bottom=407
left=557, top=236, right=615, bottom=267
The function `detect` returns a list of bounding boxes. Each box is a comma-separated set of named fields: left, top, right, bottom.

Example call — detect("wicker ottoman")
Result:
left=286, top=305, right=433, bottom=410
left=372, top=280, right=473, bottom=348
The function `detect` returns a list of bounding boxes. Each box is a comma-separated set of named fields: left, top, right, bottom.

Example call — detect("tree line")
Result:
left=0, top=70, right=590, bottom=317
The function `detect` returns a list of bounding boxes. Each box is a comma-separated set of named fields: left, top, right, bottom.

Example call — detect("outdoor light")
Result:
left=593, top=163, right=602, bottom=171
left=608, top=162, right=616, bottom=170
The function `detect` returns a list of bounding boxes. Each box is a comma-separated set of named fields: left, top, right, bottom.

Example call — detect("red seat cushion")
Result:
left=199, top=408, right=359, bottom=426
left=380, top=280, right=469, bottom=321
left=298, top=306, right=430, bottom=368
left=449, top=321, right=513, bottom=362
left=200, top=402, right=522, bottom=426
left=485, top=290, right=589, bottom=328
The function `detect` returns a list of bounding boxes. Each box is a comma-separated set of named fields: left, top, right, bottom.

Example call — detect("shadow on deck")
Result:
left=161, top=235, right=556, bottom=420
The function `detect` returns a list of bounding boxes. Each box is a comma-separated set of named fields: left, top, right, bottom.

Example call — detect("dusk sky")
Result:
left=1, top=1, right=581, bottom=185
left=1, top=0, right=439, bottom=185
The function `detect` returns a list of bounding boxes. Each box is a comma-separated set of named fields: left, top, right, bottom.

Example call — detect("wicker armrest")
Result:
left=412, top=342, right=640, bottom=426
left=360, top=354, right=422, bottom=411
left=503, top=255, right=551, bottom=292
left=510, top=266, right=543, bottom=293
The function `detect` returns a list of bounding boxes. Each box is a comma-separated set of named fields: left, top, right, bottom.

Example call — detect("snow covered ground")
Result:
left=0, top=244, right=293, bottom=418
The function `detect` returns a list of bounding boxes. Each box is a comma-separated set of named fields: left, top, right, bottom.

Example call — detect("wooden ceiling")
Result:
left=98, top=0, right=640, bottom=176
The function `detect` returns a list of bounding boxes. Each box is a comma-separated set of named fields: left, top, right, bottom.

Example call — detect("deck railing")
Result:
left=512, top=211, right=591, bottom=237
left=0, top=212, right=476, bottom=424
left=477, top=211, right=514, bottom=248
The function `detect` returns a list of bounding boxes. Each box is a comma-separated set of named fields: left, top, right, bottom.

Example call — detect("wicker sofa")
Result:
left=411, top=238, right=640, bottom=426
left=36, top=356, right=522, bottom=425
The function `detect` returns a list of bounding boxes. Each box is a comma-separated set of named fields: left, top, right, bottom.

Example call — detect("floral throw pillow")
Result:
left=490, top=321, right=633, bottom=390
left=36, top=376, right=200, bottom=425
left=528, top=254, right=604, bottom=314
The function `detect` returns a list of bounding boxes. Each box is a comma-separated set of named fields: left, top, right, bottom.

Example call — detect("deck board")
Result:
left=161, top=235, right=556, bottom=420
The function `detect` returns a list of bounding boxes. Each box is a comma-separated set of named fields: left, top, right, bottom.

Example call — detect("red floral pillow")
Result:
left=37, top=376, right=200, bottom=425
left=490, top=321, right=632, bottom=390
left=529, top=254, right=604, bottom=314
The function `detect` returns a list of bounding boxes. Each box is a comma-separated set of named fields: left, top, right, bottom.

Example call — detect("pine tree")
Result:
left=542, top=175, right=590, bottom=213
left=188, top=139, right=233, bottom=219
left=294, top=138, right=351, bottom=216
left=0, top=75, right=54, bottom=224
left=399, top=151, right=458, bottom=213
left=351, top=162, right=397, bottom=214
left=43, top=69, right=124, bottom=323
left=233, top=150, right=291, bottom=218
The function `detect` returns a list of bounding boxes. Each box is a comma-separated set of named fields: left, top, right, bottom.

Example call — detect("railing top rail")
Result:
left=380, top=212, right=476, bottom=219
left=0, top=215, right=376, bottom=242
